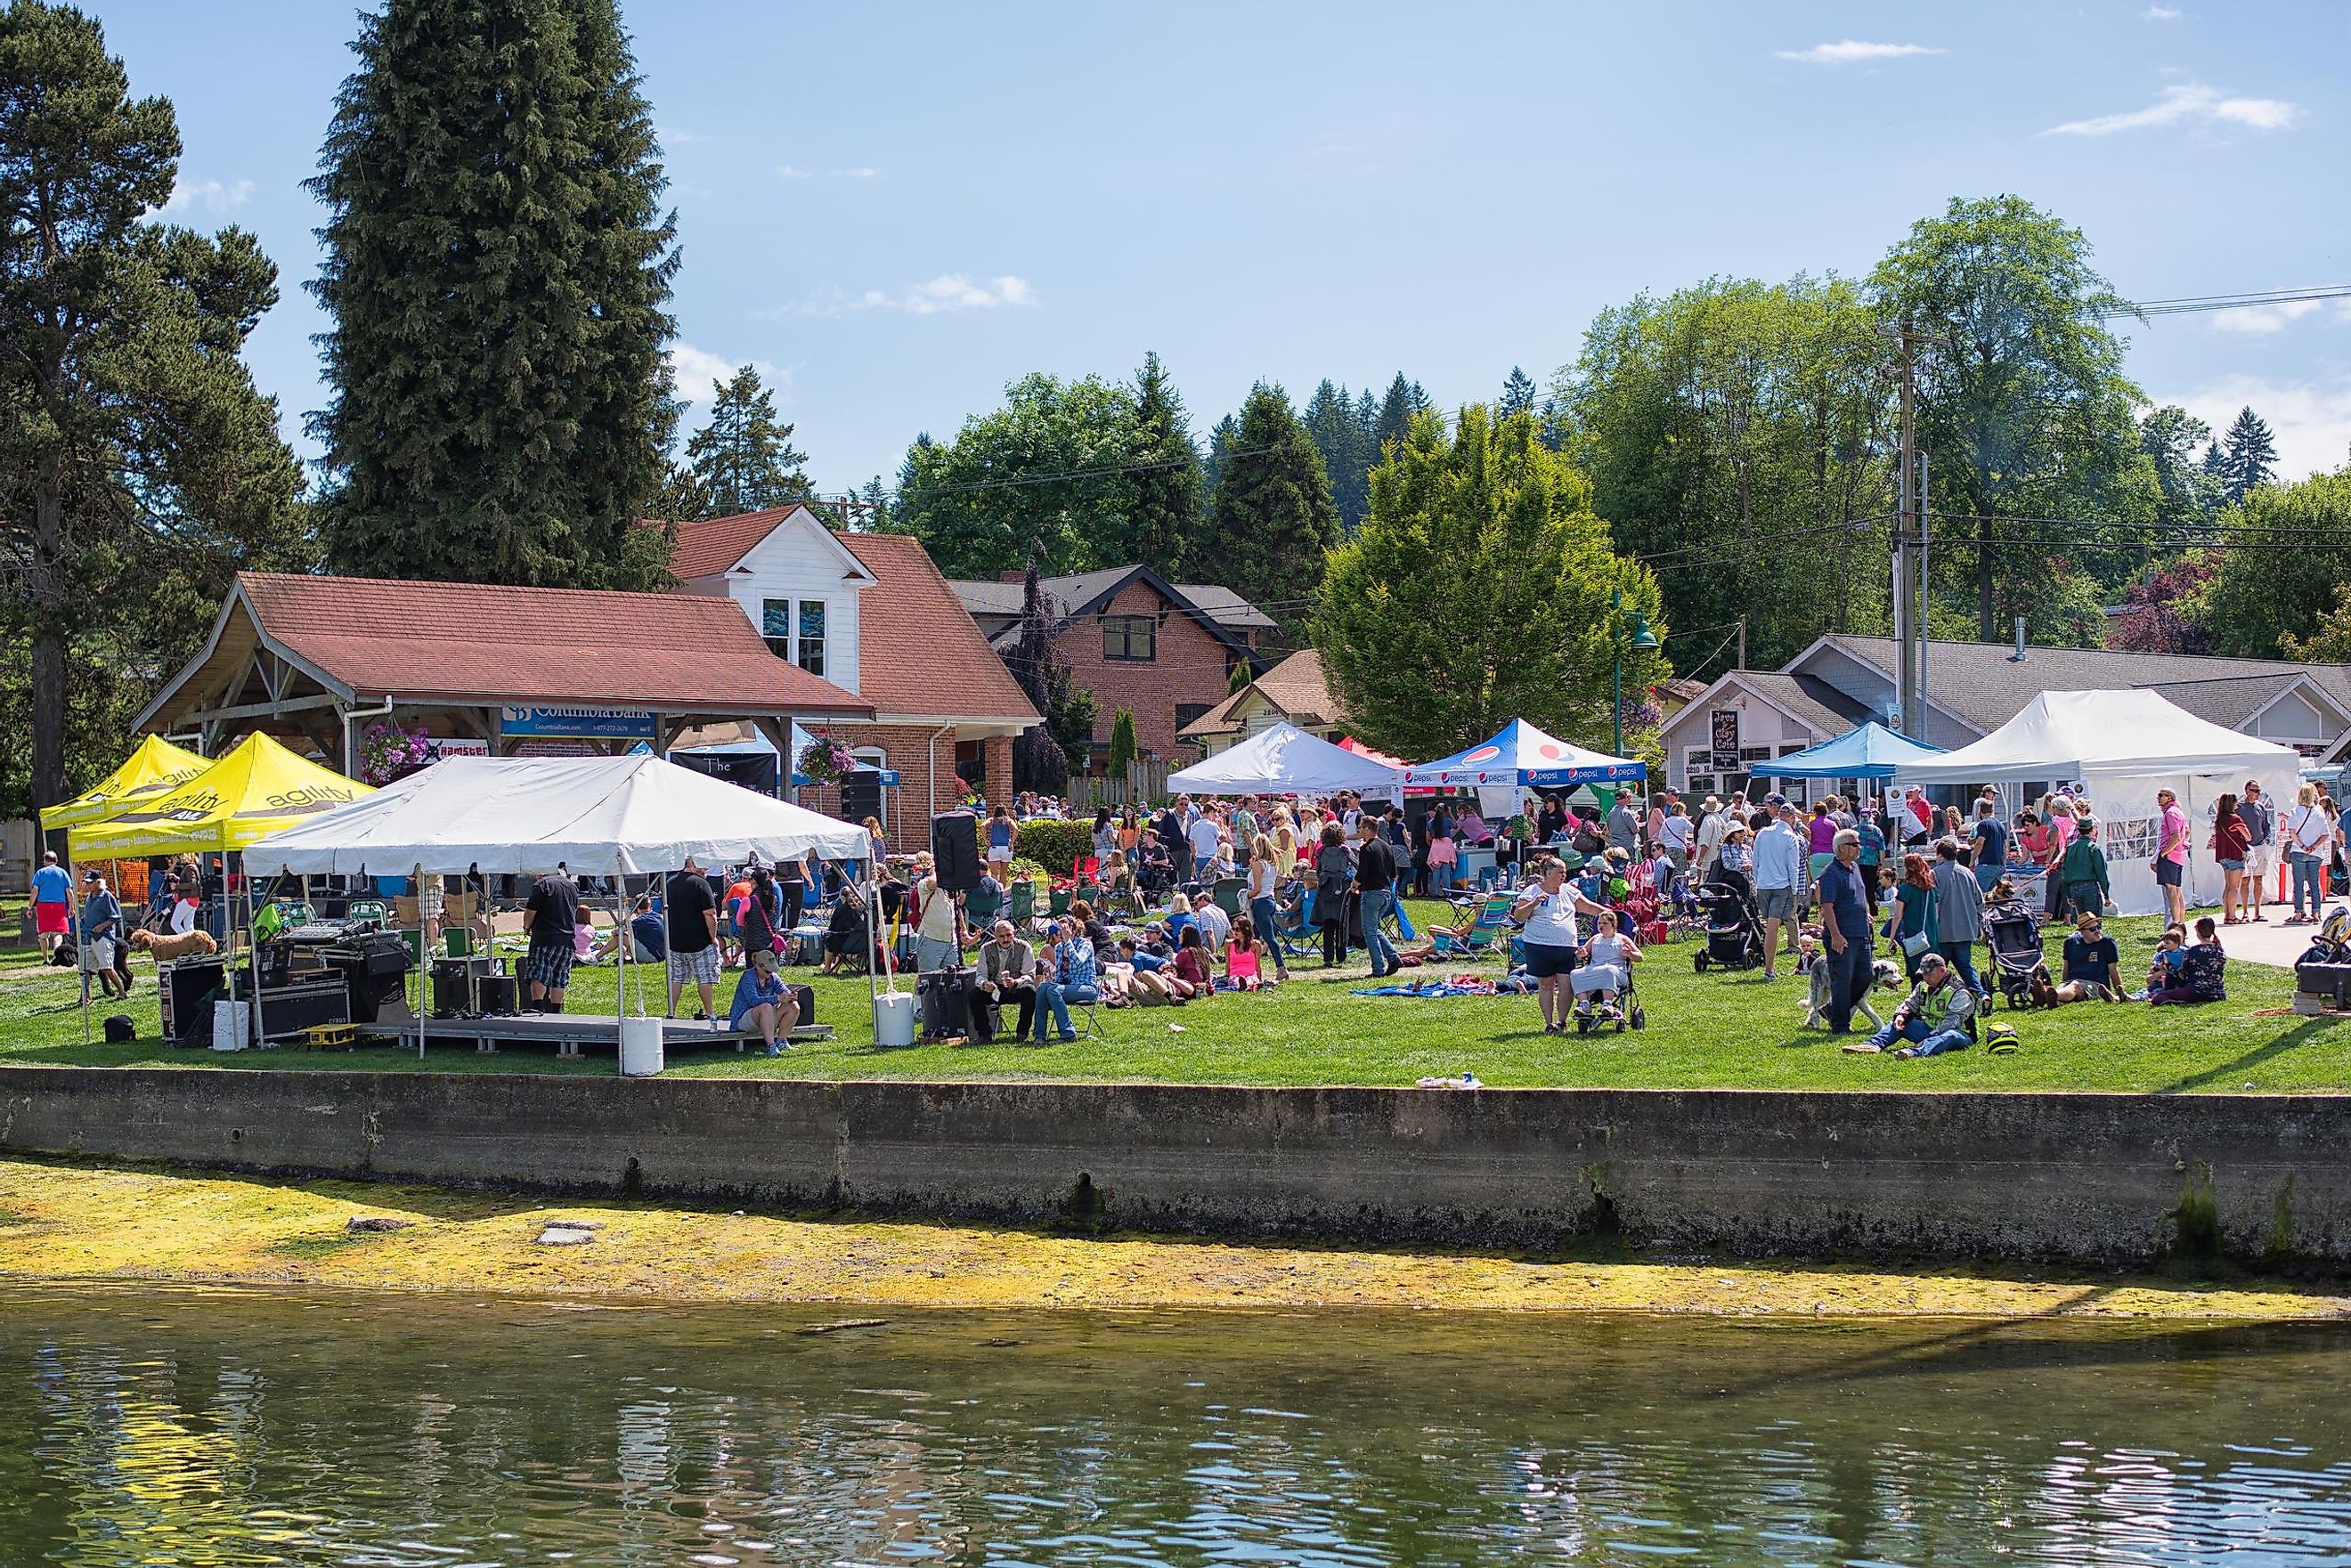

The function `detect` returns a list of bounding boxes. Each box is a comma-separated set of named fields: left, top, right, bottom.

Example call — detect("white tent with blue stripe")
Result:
left=1403, top=719, right=1646, bottom=789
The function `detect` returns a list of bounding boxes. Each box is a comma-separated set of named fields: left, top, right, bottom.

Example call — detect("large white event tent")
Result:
left=1166, top=722, right=1406, bottom=798
left=1892, top=689, right=2301, bottom=916
left=247, top=755, right=877, bottom=1061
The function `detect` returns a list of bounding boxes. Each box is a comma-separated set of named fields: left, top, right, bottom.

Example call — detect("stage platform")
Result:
left=383, top=1014, right=836, bottom=1057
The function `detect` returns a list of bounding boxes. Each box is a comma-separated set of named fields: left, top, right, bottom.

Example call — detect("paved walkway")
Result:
left=2217, top=914, right=2322, bottom=971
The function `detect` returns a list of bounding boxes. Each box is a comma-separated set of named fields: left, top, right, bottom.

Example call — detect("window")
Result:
left=1176, top=703, right=1213, bottom=732
left=761, top=598, right=792, bottom=661
left=1103, top=614, right=1156, bottom=662
left=796, top=600, right=826, bottom=678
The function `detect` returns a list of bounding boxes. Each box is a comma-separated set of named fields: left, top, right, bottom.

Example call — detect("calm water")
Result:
left=3, top=1287, right=2350, bottom=1566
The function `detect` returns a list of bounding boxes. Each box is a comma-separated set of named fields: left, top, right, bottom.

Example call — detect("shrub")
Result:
left=1013, top=818, right=1094, bottom=877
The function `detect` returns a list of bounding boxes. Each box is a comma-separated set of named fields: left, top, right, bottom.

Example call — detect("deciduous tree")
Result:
left=1315, top=406, right=1668, bottom=760
left=2199, top=471, right=2351, bottom=656
left=897, top=372, right=1142, bottom=578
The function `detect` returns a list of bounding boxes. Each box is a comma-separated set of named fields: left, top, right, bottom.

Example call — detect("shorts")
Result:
left=35, top=902, right=68, bottom=935
left=2217, top=857, right=2245, bottom=873
left=2249, top=843, right=2276, bottom=876
left=1808, top=851, right=1833, bottom=880
left=420, top=883, right=445, bottom=919
left=1522, top=943, right=1578, bottom=979
left=2156, top=858, right=2184, bottom=888
left=988, top=844, right=1013, bottom=866
left=668, top=944, right=720, bottom=987
left=80, top=937, right=115, bottom=972
left=519, top=941, right=574, bottom=991
left=1756, top=887, right=1798, bottom=922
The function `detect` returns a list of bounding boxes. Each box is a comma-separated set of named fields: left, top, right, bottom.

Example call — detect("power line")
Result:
left=2113, top=285, right=2351, bottom=318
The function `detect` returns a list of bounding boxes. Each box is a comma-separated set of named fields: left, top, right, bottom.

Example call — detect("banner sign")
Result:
left=1709, top=709, right=1741, bottom=771
left=499, top=705, right=657, bottom=741
left=427, top=737, right=491, bottom=760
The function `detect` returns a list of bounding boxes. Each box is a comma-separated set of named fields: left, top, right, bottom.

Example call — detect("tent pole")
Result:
left=72, top=882, right=89, bottom=1048
left=415, top=861, right=427, bottom=1061
left=614, top=887, right=627, bottom=1080
left=244, top=853, right=266, bottom=1050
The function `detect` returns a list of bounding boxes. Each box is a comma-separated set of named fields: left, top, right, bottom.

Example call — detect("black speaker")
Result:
left=931, top=811, right=982, bottom=892
left=840, top=773, right=882, bottom=824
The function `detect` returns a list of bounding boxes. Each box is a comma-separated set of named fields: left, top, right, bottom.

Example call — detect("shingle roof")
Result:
left=1180, top=649, right=1345, bottom=738
left=949, top=579, right=1023, bottom=619
left=233, top=572, right=874, bottom=715
left=835, top=534, right=1040, bottom=724
left=1172, top=584, right=1276, bottom=630
left=1812, top=635, right=2351, bottom=735
left=1730, top=670, right=1878, bottom=736
left=669, top=508, right=796, bottom=580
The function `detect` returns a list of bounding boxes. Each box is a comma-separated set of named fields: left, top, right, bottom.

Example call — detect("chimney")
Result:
left=2007, top=616, right=2028, bottom=663
left=998, top=570, right=1024, bottom=583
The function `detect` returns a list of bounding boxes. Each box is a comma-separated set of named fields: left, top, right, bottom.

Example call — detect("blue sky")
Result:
left=104, top=1, right=2350, bottom=492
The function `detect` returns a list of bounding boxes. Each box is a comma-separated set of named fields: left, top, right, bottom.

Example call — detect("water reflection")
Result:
left=0, top=1288, right=2347, bottom=1565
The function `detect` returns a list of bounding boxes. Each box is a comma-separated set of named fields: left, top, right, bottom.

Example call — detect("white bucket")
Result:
left=618, top=1015, right=665, bottom=1076
left=873, top=991, right=916, bottom=1049
left=211, top=999, right=250, bottom=1052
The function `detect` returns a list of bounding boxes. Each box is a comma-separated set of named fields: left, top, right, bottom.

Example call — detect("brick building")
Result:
left=950, top=566, right=1270, bottom=768
left=671, top=508, right=1038, bottom=850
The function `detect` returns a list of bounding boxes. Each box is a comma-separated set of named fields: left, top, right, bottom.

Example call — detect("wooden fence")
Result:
left=1067, top=760, right=1171, bottom=812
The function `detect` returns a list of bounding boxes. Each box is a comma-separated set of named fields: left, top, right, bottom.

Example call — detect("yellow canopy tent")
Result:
left=38, top=734, right=210, bottom=832
left=66, top=732, right=375, bottom=859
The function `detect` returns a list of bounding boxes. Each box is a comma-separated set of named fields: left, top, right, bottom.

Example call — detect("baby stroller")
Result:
left=1691, top=867, right=1762, bottom=972
left=1981, top=905, right=2049, bottom=1011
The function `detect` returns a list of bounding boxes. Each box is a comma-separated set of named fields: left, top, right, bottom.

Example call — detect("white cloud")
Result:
left=2209, top=297, right=2327, bottom=335
left=1774, top=39, right=1942, bottom=64
left=667, top=343, right=789, bottom=405
left=777, top=165, right=880, bottom=180
left=656, top=126, right=702, bottom=146
left=154, top=177, right=255, bottom=216
left=2168, top=374, right=2351, bottom=482
left=835, top=167, right=880, bottom=180
left=777, top=165, right=812, bottom=179
left=2143, top=5, right=2182, bottom=18
left=2045, top=80, right=2298, bottom=135
left=780, top=273, right=1039, bottom=318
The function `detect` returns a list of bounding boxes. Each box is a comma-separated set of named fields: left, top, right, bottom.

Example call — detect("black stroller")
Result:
left=1981, top=903, right=2049, bottom=1010
left=1691, top=866, right=1763, bottom=972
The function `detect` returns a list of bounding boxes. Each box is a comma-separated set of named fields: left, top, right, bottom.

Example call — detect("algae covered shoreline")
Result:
left=0, top=1156, right=2345, bottom=1321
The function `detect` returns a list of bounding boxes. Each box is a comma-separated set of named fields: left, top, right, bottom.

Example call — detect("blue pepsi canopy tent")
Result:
left=1747, top=722, right=1944, bottom=781
left=1403, top=719, right=1645, bottom=789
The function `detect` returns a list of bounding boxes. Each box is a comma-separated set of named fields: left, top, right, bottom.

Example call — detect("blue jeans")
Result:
left=1035, top=980, right=1096, bottom=1040
left=1940, top=940, right=1983, bottom=995
left=1359, top=888, right=1400, bottom=976
left=1865, top=1015, right=1972, bottom=1056
left=1823, top=938, right=1869, bottom=1034
left=1249, top=896, right=1289, bottom=973
left=2291, top=852, right=2323, bottom=917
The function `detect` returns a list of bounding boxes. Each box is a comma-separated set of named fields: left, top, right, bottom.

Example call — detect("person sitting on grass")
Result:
left=2048, top=911, right=2124, bottom=1004
left=2134, top=923, right=2188, bottom=1000
left=1224, top=913, right=1272, bottom=991
left=1107, top=937, right=1181, bottom=1006
left=728, top=947, right=800, bottom=1055
left=1843, top=952, right=1978, bottom=1058
left=1161, top=890, right=1199, bottom=949
left=1570, top=908, right=1641, bottom=1027
left=2150, top=916, right=2227, bottom=1005
left=1170, top=925, right=1216, bottom=1000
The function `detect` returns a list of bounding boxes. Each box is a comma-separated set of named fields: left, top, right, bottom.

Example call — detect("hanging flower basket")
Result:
left=797, top=737, right=858, bottom=784
left=357, top=720, right=432, bottom=785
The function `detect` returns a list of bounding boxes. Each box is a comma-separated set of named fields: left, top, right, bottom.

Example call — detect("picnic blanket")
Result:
left=1352, top=974, right=1526, bottom=998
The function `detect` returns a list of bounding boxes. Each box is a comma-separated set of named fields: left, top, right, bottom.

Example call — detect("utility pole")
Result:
left=1736, top=615, right=1746, bottom=671
left=1888, top=321, right=1925, bottom=740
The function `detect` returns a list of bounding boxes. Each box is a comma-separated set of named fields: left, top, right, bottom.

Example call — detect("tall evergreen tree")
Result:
left=0, top=0, right=309, bottom=821
left=1208, top=384, right=1341, bottom=643
left=1124, top=350, right=1200, bottom=573
left=1498, top=365, right=1536, bottom=418
left=680, top=367, right=809, bottom=517
left=1374, top=373, right=1418, bottom=457
left=308, top=0, right=679, bottom=588
left=2219, top=405, right=2279, bottom=502
left=1201, top=412, right=1240, bottom=500
left=1301, top=378, right=1373, bottom=534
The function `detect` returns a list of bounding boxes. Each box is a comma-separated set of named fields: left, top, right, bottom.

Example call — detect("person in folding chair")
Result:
left=1034, top=914, right=1100, bottom=1044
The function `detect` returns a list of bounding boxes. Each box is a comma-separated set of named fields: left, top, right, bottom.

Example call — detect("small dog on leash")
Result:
left=1802, top=955, right=1905, bottom=1030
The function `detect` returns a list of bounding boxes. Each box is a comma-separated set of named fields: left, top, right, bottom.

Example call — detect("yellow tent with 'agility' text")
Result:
left=65, top=732, right=374, bottom=859
left=38, top=734, right=211, bottom=832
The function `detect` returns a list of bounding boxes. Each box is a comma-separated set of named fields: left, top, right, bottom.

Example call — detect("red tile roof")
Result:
left=667, top=508, right=795, bottom=580
left=235, top=572, right=874, bottom=716
left=834, top=532, right=1039, bottom=724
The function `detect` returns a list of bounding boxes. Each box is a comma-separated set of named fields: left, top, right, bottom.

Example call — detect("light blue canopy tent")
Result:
left=1403, top=719, right=1646, bottom=788
left=1747, top=722, right=1944, bottom=781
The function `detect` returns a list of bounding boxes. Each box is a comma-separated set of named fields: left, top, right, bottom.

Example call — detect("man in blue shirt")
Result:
left=1750, top=808, right=1807, bottom=981
left=31, top=851, right=70, bottom=961
left=1967, top=800, right=2010, bottom=893
left=77, top=870, right=124, bottom=1002
left=1815, top=830, right=1874, bottom=1035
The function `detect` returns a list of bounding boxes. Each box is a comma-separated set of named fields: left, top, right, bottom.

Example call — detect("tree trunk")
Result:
left=31, top=489, right=69, bottom=850
left=1976, top=514, right=1996, bottom=641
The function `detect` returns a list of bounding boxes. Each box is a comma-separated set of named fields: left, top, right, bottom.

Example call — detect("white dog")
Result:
left=1802, top=955, right=1904, bottom=1031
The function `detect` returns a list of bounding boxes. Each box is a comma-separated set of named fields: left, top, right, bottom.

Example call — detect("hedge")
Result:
left=1013, top=818, right=1094, bottom=877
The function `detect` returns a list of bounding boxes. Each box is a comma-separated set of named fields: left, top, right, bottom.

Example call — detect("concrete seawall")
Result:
left=2, top=1066, right=2347, bottom=1264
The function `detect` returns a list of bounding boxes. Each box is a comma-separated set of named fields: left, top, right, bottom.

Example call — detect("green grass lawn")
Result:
left=2, top=904, right=2340, bottom=1092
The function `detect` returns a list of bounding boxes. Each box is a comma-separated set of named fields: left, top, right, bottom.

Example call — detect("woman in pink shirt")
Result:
left=2156, top=787, right=2191, bottom=926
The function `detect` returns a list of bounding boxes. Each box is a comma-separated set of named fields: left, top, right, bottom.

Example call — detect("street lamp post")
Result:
left=1611, top=588, right=1660, bottom=759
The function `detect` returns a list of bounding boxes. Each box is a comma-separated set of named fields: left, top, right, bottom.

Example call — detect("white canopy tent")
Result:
left=1166, top=722, right=1406, bottom=799
left=1891, top=689, right=2301, bottom=916
left=247, top=755, right=879, bottom=1064
left=247, top=753, right=870, bottom=875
